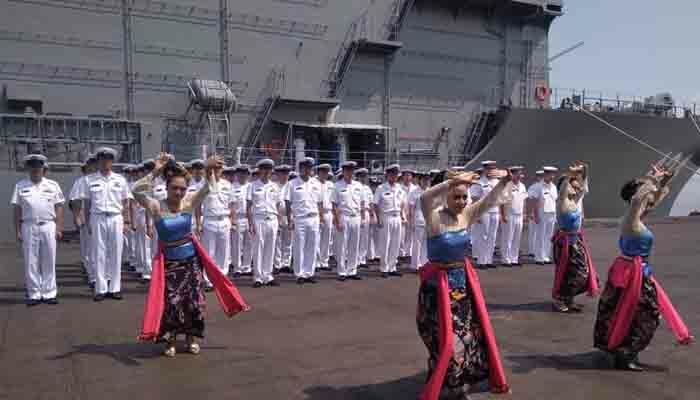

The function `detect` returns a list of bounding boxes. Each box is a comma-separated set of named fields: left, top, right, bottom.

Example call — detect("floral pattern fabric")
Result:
left=594, top=276, right=660, bottom=358
left=553, top=234, right=596, bottom=304
left=417, top=267, right=489, bottom=391
left=158, top=255, right=207, bottom=340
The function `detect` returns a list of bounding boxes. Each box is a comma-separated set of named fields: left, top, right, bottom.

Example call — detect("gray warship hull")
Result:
left=0, top=0, right=698, bottom=242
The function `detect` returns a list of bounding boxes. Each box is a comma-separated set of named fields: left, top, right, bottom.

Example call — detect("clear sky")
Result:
left=550, top=1, right=699, bottom=215
left=549, top=0, right=699, bottom=106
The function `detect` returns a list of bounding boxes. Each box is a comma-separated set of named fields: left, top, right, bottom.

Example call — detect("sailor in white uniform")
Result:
left=373, top=164, right=406, bottom=278
left=122, top=165, right=138, bottom=272
left=247, top=159, right=283, bottom=287
left=199, top=158, right=233, bottom=286
left=69, top=154, right=96, bottom=287
left=399, top=169, right=416, bottom=260
left=527, top=170, right=544, bottom=258
left=407, top=171, right=429, bottom=271
left=314, top=163, right=334, bottom=271
left=533, top=166, right=559, bottom=264
left=186, top=159, right=207, bottom=233
left=231, top=164, right=253, bottom=276
left=75, top=147, right=132, bottom=301
left=12, top=154, right=65, bottom=306
left=332, top=161, right=365, bottom=281
left=499, top=166, right=528, bottom=266
left=132, top=160, right=154, bottom=281
left=354, top=168, right=373, bottom=268
left=273, top=164, right=293, bottom=274
left=469, top=160, right=501, bottom=269
left=285, top=157, right=323, bottom=284
left=367, top=177, right=381, bottom=263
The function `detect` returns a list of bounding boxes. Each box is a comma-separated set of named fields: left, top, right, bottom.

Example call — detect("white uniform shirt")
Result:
left=333, top=179, right=364, bottom=217
left=11, top=178, right=65, bottom=222
left=361, top=184, right=373, bottom=212
left=186, top=178, right=206, bottom=196
left=78, top=172, right=132, bottom=213
left=508, top=182, right=528, bottom=215
left=202, top=178, right=232, bottom=217
left=69, top=175, right=87, bottom=202
left=535, top=181, right=558, bottom=213
left=284, top=177, right=321, bottom=218
left=230, top=182, right=249, bottom=217
left=372, top=182, right=405, bottom=215
left=314, top=178, right=334, bottom=212
left=408, top=187, right=425, bottom=226
left=247, top=179, right=282, bottom=217
left=470, top=176, right=499, bottom=213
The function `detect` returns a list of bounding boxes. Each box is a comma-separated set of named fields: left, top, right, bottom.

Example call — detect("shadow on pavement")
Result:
left=487, top=301, right=555, bottom=313
left=303, top=373, right=426, bottom=400
left=47, top=343, right=166, bottom=366
left=508, top=351, right=668, bottom=374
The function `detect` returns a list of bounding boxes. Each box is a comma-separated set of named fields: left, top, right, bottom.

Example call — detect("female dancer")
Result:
left=417, top=170, right=511, bottom=400
left=593, top=164, right=692, bottom=370
left=551, top=162, right=599, bottom=313
left=135, top=153, right=249, bottom=357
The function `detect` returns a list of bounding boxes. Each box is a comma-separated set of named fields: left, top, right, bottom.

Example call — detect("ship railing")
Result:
left=547, top=88, right=698, bottom=119
left=231, top=146, right=471, bottom=172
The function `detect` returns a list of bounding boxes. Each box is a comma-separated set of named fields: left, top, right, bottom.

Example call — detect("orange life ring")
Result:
left=535, top=86, right=549, bottom=102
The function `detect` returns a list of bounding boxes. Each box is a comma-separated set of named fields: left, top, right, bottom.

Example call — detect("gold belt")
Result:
left=432, top=261, right=464, bottom=269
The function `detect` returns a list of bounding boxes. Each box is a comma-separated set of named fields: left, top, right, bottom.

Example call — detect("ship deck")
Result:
left=1, top=218, right=699, bottom=400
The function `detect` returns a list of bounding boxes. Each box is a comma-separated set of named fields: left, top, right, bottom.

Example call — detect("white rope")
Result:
left=573, top=105, right=700, bottom=176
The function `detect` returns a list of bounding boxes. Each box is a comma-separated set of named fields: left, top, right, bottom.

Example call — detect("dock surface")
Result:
left=1, top=218, right=699, bottom=400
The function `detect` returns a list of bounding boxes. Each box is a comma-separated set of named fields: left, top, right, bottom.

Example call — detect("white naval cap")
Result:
left=535, top=170, right=545, bottom=175
left=354, top=168, right=369, bottom=175
left=384, top=163, right=400, bottom=173
left=23, top=153, right=48, bottom=167
left=341, top=161, right=358, bottom=169
left=481, top=160, right=497, bottom=167
left=256, top=158, right=275, bottom=168
left=316, top=163, right=332, bottom=171
left=189, top=159, right=205, bottom=168
left=509, top=165, right=524, bottom=171
left=95, top=147, right=118, bottom=159
left=450, top=166, right=466, bottom=172
left=542, top=166, right=558, bottom=172
left=235, top=164, right=251, bottom=173
left=298, top=157, right=315, bottom=167
left=274, top=164, right=292, bottom=172
left=429, top=169, right=442, bottom=175
left=401, top=168, right=415, bottom=175
left=223, top=166, right=236, bottom=173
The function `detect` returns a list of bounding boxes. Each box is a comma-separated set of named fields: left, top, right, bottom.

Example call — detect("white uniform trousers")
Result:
left=334, top=215, right=361, bottom=277
left=90, top=213, right=124, bottom=295
left=79, top=225, right=94, bottom=283
left=368, top=224, right=378, bottom=261
left=293, top=215, right=321, bottom=278
left=201, top=216, right=232, bottom=281
left=231, top=217, right=252, bottom=274
left=316, top=211, right=333, bottom=268
left=135, top=226, right=152, bottom=278
left=378, top=214, right=403, bottom=273
left=473, top=213, right=499, bottom=265
left=410, top=225, right=428, bottom=271
left=358, top=222, right=370, bottom=265
left=124, top=229, right=136, bottom=267
left=528, top=219, right=539, bottom=256
left=536, top=212, right=556, bottom=263
left=252, top=215, right=278, bottom=284
left=274, top=222, right=292, bottom=270
left=500, top=213, right=524, bottom=264
left=21, top=221, right=57, bottom=300
left=399, top=221, right=413, bottom=257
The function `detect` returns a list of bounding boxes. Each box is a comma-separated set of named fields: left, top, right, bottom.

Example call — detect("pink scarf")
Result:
left=418, top=259, right=509, bottom=400
left=606, top=256, right=691, bottom=350
left=138, top=236, right=250, bottom=341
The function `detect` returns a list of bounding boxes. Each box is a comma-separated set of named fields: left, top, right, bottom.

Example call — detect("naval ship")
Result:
left=0, top=0, right=699, bottom=239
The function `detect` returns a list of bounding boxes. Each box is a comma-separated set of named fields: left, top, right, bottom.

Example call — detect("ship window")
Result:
left=7, top=98, right=43, bottom=114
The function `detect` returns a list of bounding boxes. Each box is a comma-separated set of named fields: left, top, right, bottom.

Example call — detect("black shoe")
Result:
left=513, top=262, right=522, bottom=267
left=536, top=262, right=545, bottom=266
left=488, top=264, right=497, bottom=269
left=476, top=264, right=488, bottom=270
left=358, top=264, right=369, bottom=269
left=281, top=267, right=292, bottom=274
left=614, top=355, right=645, bottom=372
left=93, top=294, right=105, bottom=302
left=388, top=271, right=402, bottom=277
left=233, top=272, right=242, bottom=278
left=297, top=278, right=305, bottom=285
left=337, top=276, right=346, bottom=282
left=45, top=298, right=59, bottom=305
left=253, top=281, right=263, bottom=288
left=545, top=260, right=554, bottom=265
left=26, top=299, right=41, bottom=307
left=267, top=280, right=280, bottom=287
left=88, top=282, right=95, bottom=290
left=349, top=275, right=363, bottom=280
left=305, top=277, right=317, bottom=284
left=381, top=272, right=390, bottom=279
left=110, top=292, right=123, bottom=300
